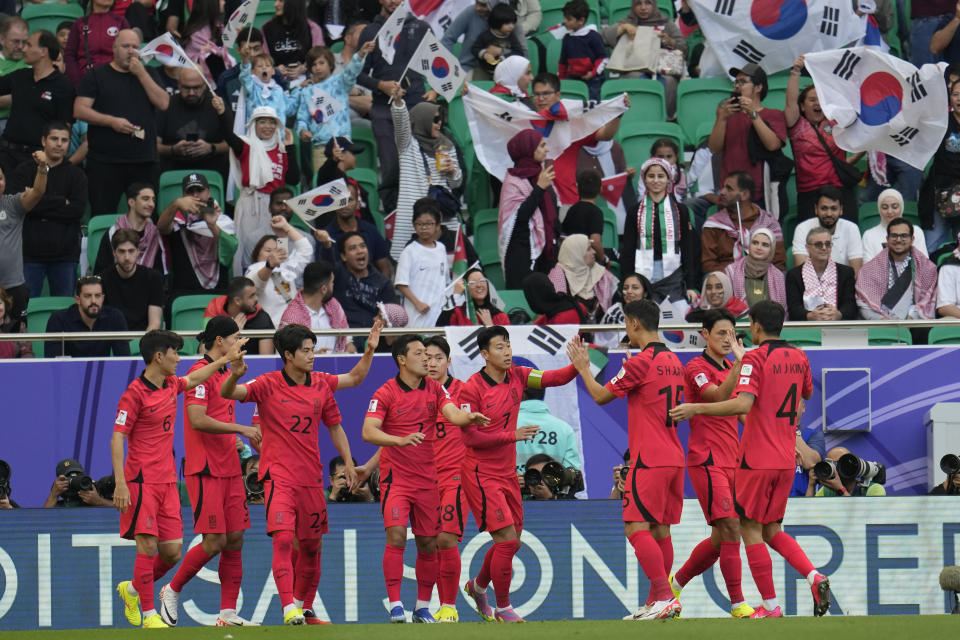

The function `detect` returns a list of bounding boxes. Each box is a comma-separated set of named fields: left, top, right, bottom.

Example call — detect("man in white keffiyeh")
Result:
left=786, top=226, right=858, bottom=321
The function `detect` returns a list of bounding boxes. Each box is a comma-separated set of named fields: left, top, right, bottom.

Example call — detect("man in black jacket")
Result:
left=786, top=226, right=857, bottom=321
left=11, top=121, right=87, bottom=297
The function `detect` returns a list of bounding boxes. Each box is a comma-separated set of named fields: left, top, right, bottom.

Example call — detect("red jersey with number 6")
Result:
left=434, top=376, right=466, bottom=481
left=684, top=353, right=739, bottom=467
left=734, top=340, right=813, bottom=470
left=183, top=356, right=241, bottom=477
left=243, top=370, right=341, bottom=487
left=605, top=343, right=685, bottom=468
left=366, top=376, right=454, bottom=488
left=113, top=374, right=187, bottom=484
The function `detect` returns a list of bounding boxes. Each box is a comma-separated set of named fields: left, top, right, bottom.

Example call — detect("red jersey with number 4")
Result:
left=434, top=376, right=466, bottom=479
left=243, top=370, right=341, bottom=487
left=735, top=340, right=813, bottom=470
left=685, top=353, right=740, bottom=467
left=605, top=343, right=685, bottom=468
left=114, top=374, right=187, bottom=484
left=366, top=376, right=454, bottom=487
left=183, top=357, right=241, bottom=477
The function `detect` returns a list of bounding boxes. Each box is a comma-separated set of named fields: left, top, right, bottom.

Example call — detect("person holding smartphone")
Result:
left=157, top=68, right=228, bottom=176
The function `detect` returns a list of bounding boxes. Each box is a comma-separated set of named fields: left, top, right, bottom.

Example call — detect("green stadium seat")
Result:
left=600, top=204, right=618, bottom=251
left=157, top=170, right=224, bottom=214
left=444, top=98, right=471, bottom=150
left=253, top=3, right=276, bottom=29
left=607, top=0, right=633, bottom=22
left=171, top=294, right=218, bottom=355
left=22, top=3, right=83, bottom=35
left=867, top=327, right=913, bottom=345
left=602, top=78, right=666, bottom=122
left=786, top=245, right=794, bottom=271
left=472, top=80, right=496, bottom=92
left=929, top=326, right=960, bottom=345
left=472, top=207, right=500, bottom=253
left=349, top=124, right=379, bottom=172
left=781, top=328, right=821, bottom=347
left=560, top=78, right=590, bottom=101
left=533, top=33, right=562, bottom=75
left=497, top=289, right=536, bottom=320
left=616, top=122, right=683, bottom=166
left=86, top=214, right=118, bottom=272
left=539, top=0, right=601, bottom=33
left=27, top=296, right=74, bottom=357
left=676, top=77, right=733, bottom=148
left=483, top=263, right=506, bottom=290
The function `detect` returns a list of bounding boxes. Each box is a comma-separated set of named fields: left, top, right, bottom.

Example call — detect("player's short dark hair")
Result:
left=75, top=275, right=102, bottom=296
left=391, top=333, right=424, bottom=366
left=886, top=216, right=914, bottom=238
left=477, top=325, right=510, bottom=353
left=111, top=228, right=140, bottom=251
left=622, top=448, right=630, bottom=463
left=34, top=29, right=61, bottom=61
left=127, top=182, right=154, bottom=201
left=532, top=72, right=561, bottom=92
left=489, top=3, right=517, bottom=29
left=623, top=299, right=659, bottom=332
left=274, top=324, right=316, bottom=363
left=412, top=198, right=442, bottom=224
left=702, top=308, right=737, bottom=332
left=727, top=170, right=753, bottom=196
left=41, top=120, right=69, bottom=139
left=749, top=300, right=785, bottom=336
left=226, top=276, right=254, bottom=301
left=526, top=453, right=555, bottom=468
left=303, top=261, right=334, bottom=294
left=562, top=0, right=589, bottom=20
left=236, top=26, right=262, bottom=43
left=576, top=169, right=601, bottom=200
left=140, top=329, right=184, bottom=364
left=423, top=335, right=451, bottom=357
left=816, top=185, right=844, bottom=207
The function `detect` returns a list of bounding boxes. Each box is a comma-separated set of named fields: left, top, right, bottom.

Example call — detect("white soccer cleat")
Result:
left=638, top=598, right=681, bottom=620
left=623, top=604, right=652, bottom=620
left=158, top=584, right=179, bottom=627
left=215, top=609, right=259, bottom=626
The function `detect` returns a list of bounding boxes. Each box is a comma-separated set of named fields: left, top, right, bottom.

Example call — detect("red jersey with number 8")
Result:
left=605, top=343, right=685, bottom=468
left=243, top=370, right=341, bottom=487
left=434, top=377, right=466, bottom=480
left=734, top=340, right=813, bottom=470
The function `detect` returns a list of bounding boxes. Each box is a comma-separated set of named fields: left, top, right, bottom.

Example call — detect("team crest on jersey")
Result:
left=741, top=364, right=753, bottom=376
left=426, top=402, right=436, bottom=415
left=314, top=399, right=322, bottom=413
left=694, top=372, right=709, bottom=388
left=368, top=399, right=378, bottom=412
left=115, top=410, right=127, bottom=425
left=194, top=385, right=206, bottom=399
left=509, top=389, right=520, bottom=403
left=739, top=376, right=750, bottom=385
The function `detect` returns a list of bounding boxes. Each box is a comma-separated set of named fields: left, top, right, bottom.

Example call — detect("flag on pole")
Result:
left=383, top=210, right=396, bottom=241
left=688, top=0, right=864, bottom=74
left=285, top=179, right=349, bottom=224
left=376, top=0, right=410, bottom=64
left=408, top=0, right=471, bottom=35
left=140, top=33, right=213, bottom=90
left=407, top=31, right=464, bottom=103
left=804, top=47, right=947, bottom=169
left=308, top=87, right=344, bottom=125
left=599, top=172, right=629, bottom=207
left=222, top=0, right=259, bottom=49
left=451, top=224, right=469, bottom=276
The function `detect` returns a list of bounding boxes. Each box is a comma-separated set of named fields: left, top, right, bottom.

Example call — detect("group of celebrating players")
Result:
left=106, top=297, right=832, bottom=627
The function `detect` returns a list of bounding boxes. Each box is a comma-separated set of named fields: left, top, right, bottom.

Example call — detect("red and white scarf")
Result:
left=801, top=259, right=838, bottom=308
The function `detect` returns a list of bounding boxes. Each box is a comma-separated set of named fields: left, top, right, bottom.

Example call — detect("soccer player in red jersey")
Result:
left=668, top=308, right=753, bottom=618
left=157, top=317, right=262, bottom=627
left=112, top=329, right=248, bottom=629
left=220, top=323, right=377, bottom=625
left=568, top=300, right=685, bottom=621
left=458, top=325, right=577, bottom=623
left=423, top=336, right=466, bottom=622
left=362, top=334, right=490, bottom=624
left=671, top=300, right=831, bottom=618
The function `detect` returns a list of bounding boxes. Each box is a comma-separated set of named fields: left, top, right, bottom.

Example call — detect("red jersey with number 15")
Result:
left=684, top=353, right=740, bottom=467
left=183, top=356, right=241, bottom=477
left=113, top=374, right=187, bottom=484
left=605, top=343, right=685, bottom=468
left=243, top=370, right=341, bottom=486
left=734, top=340, right=813, bottom=470
left=434, top=376, right=466, bottom=480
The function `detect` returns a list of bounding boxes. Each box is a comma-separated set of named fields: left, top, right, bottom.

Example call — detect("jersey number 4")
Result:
left=776, top=383, right=799, bottom=427
left=658, top=385, right=683, bottom=428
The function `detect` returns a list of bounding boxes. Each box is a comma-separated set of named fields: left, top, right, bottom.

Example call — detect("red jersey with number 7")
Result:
left=242, top=369, right=341, bottom=487
left=605, top=343, right=685, bottom=468
left=734, top=340, right=813, bottom=470
left=113, top=374, right=187, bottom=484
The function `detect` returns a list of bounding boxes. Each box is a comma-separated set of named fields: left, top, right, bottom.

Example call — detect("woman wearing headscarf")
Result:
left=499, top=129, right=559, bottom=288
left=862, top=188, right=928, bottom=263
left=685, top=271, right=748, bottom=323
left=390, top=87, right=462, bottom=260
left=437, top=267, right=511, bottom=326
left=523, top=272, right=586, bottom=325
left=621, top=157, right=700, bottom=304
left=548, top=233, right=619, bottom=322
left=597, top=272, right=653, bottom=347
left=491, top=55, right=533, bottom=107
left=724, top=227, right=787, bottom=309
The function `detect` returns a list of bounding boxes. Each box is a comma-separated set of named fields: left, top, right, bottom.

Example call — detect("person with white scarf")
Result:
left=491, top=55, right=533, bottom=106
left=787, top=226, right=858, bottom=321
left=861, top=188, right=928, bottom=263
left=547, top=233, right=618, bottom=322
left=214, top=97, right=300, bottom=276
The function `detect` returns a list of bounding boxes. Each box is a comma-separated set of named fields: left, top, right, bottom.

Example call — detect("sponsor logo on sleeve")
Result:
left=741, top=364, right=753, bottom=376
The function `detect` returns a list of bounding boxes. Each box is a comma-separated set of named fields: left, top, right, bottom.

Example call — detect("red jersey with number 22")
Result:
left=243, top=370, right=341, bottom=486
left=685, top=353, right=739, bottom=467
left=434, top=376, right=466, bottom=480
left=114, top=375, right=187, bottom=484
left=183, top=357, right=241, bottom=477
left=735, top=340, right=813, bottom=470
left=605, top=343, right=685, bottom=468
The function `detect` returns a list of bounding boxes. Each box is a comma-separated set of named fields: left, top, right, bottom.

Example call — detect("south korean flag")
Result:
left=407, top=31, right=464, bottom=103
left=285, top=178, right=349, bottom=224
left=376, top=0, right=410, bottom=64
left=222, top=0, right=259, bottom=49
left=804, top=47, right=948, bottom=169
left=689, top=0, right=864, bottom=74
left=308, top=87, right=344, bottom=126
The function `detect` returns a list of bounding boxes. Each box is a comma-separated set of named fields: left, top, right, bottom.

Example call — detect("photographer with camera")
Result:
left=930, top=454, right=960, bottom=495
left=610, top=449, right=631, bottom=500
left=0, top=460, right=20, bottom=508
left=43, top=458, right=112, bottom=507
left=327, top=456, right=375, bottom=503
left=242, top=455, right=264, bottom=505
left=520, top=454, right=584, bottom=501
left=813, top=447, right=887, bottom=497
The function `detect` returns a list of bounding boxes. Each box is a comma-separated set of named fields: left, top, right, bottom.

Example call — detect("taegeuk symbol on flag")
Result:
left=285, top=179, right=349, bottom=224
left=407, top=31, right=464, bottom=103
left=222, top=0, right=259, bottom=49
left=308, top=87, right=344, bottom=125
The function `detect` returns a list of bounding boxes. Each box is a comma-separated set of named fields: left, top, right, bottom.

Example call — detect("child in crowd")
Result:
left=239, top=52, right=295, bottom=127
left=296, top=40, right=375, bottom=174
left=562, top=169, right=608, bottom=264
left=470, top=3, right=527, bottom=81
left=395, top=199, right=451, bottom=328
left=558, top=0, right=606, bottom=101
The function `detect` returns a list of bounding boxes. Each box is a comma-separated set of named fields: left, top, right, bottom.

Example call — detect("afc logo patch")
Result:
left=208, top=515, right=217, bottom=528
left=495, top=508, right=505, bottom=523
left=741, top=364, right=753, bottom=376
left=194, top=384, right=206, bottom=399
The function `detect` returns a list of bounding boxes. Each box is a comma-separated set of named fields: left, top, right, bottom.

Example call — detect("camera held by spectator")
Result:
left=522, top=454, right=583, bottom=500
left=610, top=449, right=631, bottom=500
left=930, top=454, right=960, bottom=495
left=0, top=459, right=18, bottom=509
left=812, top=447, right=886, bottom=497
left=43, top=458, right=113, bottom=507
left=243, top=455, right=264, bottom=505
left=326, top=456, right=376, bottom=503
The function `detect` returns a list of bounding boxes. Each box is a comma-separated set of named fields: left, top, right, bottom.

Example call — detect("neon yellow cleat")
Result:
left=668, top=574, right=682, bottom=618
left=142, top=613, right=168, bottom=628
left=283, top=607, right=305, bottom=625
left=434, top=605, right=459, bottom=622
left=731, top=602, right=755, bottom=618
left=116, top=581, right=141, bottom=627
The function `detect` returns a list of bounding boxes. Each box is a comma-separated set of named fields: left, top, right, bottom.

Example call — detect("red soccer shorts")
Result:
left=185, top=474, right=251, bottom=534
left=438, top=479, right=467, bottom=539
left=622, top=466, right=683, bottom=525
left=734, top=468, right=794, bottom=524
left=380, top=477, right=440, bottom=537
left=264, top=480, right=328, bottom=540
left=687, top=465, right=738, bottom=523
left=120, top=481, right=182, bottom=541
left=462, top=469, right=523, bottom=533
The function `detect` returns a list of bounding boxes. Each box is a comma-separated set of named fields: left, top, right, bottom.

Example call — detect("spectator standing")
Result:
left=262, top=0, right=324, bottom=84
left=562, top=170, right=606, bottom=262
left=336, top=20, right=374, bottom=120
left=0, top=17, right=28, bottom=131
left=920, top=79, right=960, bottom=252
left=64, top=0, right=129, bottom=86
left=471, top=3, right=527, bottom=82
left=12, top=122, right=87, bottom=298
left=238, top=55, right=293, bottom=125
left=395, top=200, right=450, bottom=328
left=515, top=387, right=581, bottom=474
left=548, top=233, right=618, bottom=322
left=215, top=27, right=270, bottom=115
left=856, top=218, right=939, bottom=320
left=93, top=183, right=161, bottom=275
left=278, top=260, right=351, bottom=353
left=0, top=30, right=74, bottom=178
left=0, top=150, right=49, bottom=321
left=99, top=228, right=164, bottom=332
left=514, top=0, right=543, bottom=35
left=202, top=276, right=275, bottom=354
left=245, top=216, right=313, bottom=326
left=156, top=68, right=229, bottom=178
left=74, top=29, right=169, bottom=216
left=440, top=1, right=491, bottom=74
left=0, top=285, right=32, bottom=358
left=921, top=0, right=960, bottom=65
left=558, top=0, right=605, bottom=101
left=723, top=228, right=786, bottom=310
left=792, top=186, right=864, bottom=276
left=577, top=138, right=635, bottom=234
left=862, top=188, right=927, bottom=263
left=936, top=233, right=960, bottom=318
left=181, top=0, right=235, bottom=88
left=786, top=226, right=858, bottom=321
left=45, top=276, right=130, bottom=357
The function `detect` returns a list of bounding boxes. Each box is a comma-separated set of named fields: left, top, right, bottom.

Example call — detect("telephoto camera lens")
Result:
left=942, top=454, right=960, bottom=476
left=244, top=471, right=264, bottom=499
left=619, top=466, right=629, bottom=480
left=813, top=459, right=837, bottom=482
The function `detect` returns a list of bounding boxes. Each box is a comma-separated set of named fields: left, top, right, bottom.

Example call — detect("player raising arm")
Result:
left=670, top=300, right=830, bottom=619
left=362, top=334, right=489, bottom=624
left=568, top=300, right=685, bottom=621
left=112, top=330, right=248, bottom=629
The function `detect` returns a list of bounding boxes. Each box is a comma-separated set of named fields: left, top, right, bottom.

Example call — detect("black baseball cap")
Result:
left=56, top=458, right=84, bottom=477
left=324, top=136, right=364, bottom=158
left=182, top=172, right=209, bottom=191
left=729, top=63, right=768, bottom=98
